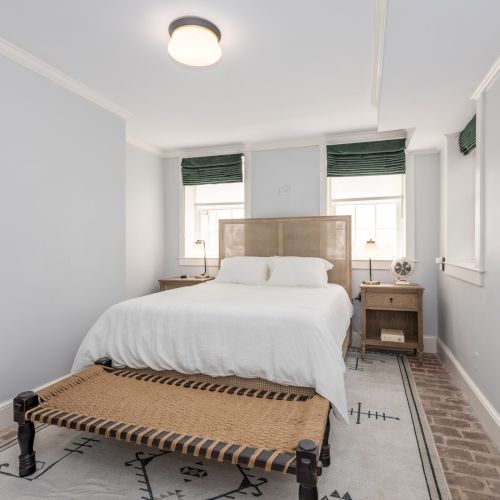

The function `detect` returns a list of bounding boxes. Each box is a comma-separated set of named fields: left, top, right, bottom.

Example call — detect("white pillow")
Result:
left=267, top=256, right=333, bottom=287
left=215, top=257, right=269, bottom=285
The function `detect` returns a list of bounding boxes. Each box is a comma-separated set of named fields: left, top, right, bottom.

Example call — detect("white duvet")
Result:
left=73, top=282, right=353, bottom=422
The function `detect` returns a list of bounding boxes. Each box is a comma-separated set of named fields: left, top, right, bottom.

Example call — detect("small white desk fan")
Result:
left=390, top=258, right=416, bottom=285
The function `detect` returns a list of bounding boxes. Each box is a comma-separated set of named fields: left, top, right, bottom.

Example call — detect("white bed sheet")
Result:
left=72, top=282, right=353, bottom=422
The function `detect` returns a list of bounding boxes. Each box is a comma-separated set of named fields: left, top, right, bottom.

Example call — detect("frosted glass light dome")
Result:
left=168, top=17, right=221, bottom=67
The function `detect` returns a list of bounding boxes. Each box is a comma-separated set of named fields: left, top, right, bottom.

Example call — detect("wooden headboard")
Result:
left=219, top=216, right=352, bottom=297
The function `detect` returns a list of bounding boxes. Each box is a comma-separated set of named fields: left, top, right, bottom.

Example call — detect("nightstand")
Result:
left=360, top=283, right=424, bottom=360
left=159, top=276, right=214, bottom=292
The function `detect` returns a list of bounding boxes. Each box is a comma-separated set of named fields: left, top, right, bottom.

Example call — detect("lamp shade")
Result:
left=168, top=17, right=221, bottom=67
left=364, top=239, right=378, bottom=258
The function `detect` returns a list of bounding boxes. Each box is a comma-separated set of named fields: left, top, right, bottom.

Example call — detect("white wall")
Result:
left=438, top=77, right=500, bottom=415
left=126, top=144, right=164, bottom=298
left=0, top=56, right=126, bottom=402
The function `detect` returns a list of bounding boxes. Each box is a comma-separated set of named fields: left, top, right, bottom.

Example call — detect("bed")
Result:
left=13, top=215, right=352, bottom=500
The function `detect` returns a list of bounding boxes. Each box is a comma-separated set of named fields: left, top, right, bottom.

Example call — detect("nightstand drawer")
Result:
left=365, top=292, right=418, bottom=310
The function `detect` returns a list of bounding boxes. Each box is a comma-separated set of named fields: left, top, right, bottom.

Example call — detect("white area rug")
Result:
left=0, top=351, right=449, bottom=500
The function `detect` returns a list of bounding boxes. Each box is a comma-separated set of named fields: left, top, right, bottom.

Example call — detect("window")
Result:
left=328, top=174, right=405, bottom=260
left=184, top=181, right=244, bottom=259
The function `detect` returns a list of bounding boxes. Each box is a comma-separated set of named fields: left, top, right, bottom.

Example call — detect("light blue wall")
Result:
left=0, top=56, right=126, bottom=401
left=126, top=144, right=164, bottom=298
left=164, top=148, right=441, bottom=344
left=251, top=146, right=321, bottom=217
left=438, top=78, right=500, bottom=414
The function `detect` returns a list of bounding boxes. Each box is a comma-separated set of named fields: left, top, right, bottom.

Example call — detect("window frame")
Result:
left=440, top=94, right=485, bottom=286
left=178, top=152, right=250, bottom=266
left=328, top=174, right=406, bottom=264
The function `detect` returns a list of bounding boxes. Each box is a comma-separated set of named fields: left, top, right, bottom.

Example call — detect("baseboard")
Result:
left=424, top=335, right=437, bottom=353
left=0, top=372, right=72, bottom=431
left=437, top=338, right=500, bottom=450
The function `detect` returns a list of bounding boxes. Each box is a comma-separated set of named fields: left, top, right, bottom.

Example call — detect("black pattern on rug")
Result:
left=0, top=434, right=100, bottom=481
left=0, top=350, right=450, bottom=500
left=348, top=402, right=400, bottom=424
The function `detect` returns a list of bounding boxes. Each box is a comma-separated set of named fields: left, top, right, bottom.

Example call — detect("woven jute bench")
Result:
left=13, top=358, right=331, bottom=500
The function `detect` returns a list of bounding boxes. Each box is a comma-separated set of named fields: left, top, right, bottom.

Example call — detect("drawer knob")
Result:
left=390, top=297, right=393, bottom=303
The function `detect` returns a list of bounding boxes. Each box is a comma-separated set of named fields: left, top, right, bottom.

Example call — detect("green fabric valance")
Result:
left=459, top=115, right=476, bottom=155
left=182, top=154, right=243, bottom=186
left=327, top=139, right=406, bottom=177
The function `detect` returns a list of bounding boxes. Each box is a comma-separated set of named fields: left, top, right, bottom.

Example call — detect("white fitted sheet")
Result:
left=72, top=282, right=353, bottom=422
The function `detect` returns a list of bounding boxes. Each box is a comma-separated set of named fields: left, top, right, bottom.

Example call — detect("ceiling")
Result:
left=378, top=0, right=500, bottom=150
left=0, top=0, right=499, bottom=152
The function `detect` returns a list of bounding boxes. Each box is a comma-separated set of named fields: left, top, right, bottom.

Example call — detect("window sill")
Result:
left=179, top=257, right=399, bottom=271
left=444, top=261, right=484, bottom=287
left=178, top=257, right=220, bottom=267
left=352, top=259, right=395, bottom=270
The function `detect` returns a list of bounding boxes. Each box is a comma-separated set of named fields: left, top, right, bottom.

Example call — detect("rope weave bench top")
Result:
left=111, top=366, right=317, bottom=398
left=26, top=366, right=329, bottom=474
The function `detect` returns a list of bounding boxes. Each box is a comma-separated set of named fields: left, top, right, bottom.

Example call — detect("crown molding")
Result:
left=371, top=0, right=388, bottom=107
left=471, top=55, right=500, bottom=100
left=406, top=148, right=441, bottom=155
left=0, top=36, right=132, bottom=120
left=126, top=136, right=163, bottom=156
left=162, top=129, right=407, bottom=158
left=324, top=128, right=405, bottom=145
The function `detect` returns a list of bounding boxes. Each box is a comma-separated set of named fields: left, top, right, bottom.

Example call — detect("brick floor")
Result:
left=409, top=353, right=500, bottom=499
left=1, top=354, right=499, bottom=500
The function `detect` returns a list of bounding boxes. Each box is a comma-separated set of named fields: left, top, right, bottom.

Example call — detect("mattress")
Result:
left=72, top=282, right=353, bottom=422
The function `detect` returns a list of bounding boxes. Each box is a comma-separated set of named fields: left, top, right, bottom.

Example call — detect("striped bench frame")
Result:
left=13, top=358, right=330, bottom=500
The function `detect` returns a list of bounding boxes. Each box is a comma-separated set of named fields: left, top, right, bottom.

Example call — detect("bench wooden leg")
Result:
left=297, top=439, right=320, bottom=500
left=13, top=391, right=39, bottom=477
left=320, top=413, right=331, bottom=467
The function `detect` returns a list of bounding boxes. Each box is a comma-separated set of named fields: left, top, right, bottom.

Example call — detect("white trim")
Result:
left=0, top=36, right=131, bottom=120
left=0, top=372, right=72, bottom=431
left=162, top=129, right=407, bottom=159
left=352, top=259, right=392, bottom=270
left=179, top=258, right=400, bottom=271
left=405, top=153, right=416, bottom=261
left=407, top=148, right=441, bottom=155
left=440, top=136, right=448, bottom=256
left=437, top=338, right=500, bottom=450
left=179, top=154, right=247, bottom=262
left=126, top=136, right=163, bottom=156
left=441, top=129, right=485, bottom=287
left=319, top=146, right=328, bottom=215
left=444, top=262, right=484, bottom=286
left=471, top=55, right=500, bottom=100
left=423, top=335, right=437, bottom=354
left=178, top=257, right=219, bottom=268
left=244, top=152, right=252, bottom=217
left=177, top=157, right=186, bottom=262
left=371, top=0, right=388, bottom=107
left=474, top=95, right=486, bottom=270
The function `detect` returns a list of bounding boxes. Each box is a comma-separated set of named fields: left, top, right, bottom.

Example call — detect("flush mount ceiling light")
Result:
left=168, top=16, right=221, bottom=67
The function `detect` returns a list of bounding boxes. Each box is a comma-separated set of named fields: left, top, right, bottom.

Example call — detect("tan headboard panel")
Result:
left=219, top=216, right=351, bottom=297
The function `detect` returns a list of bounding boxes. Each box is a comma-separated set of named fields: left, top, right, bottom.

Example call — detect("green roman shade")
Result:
left=182, top=154, right=243, bottom=186
left=459, top=115, right=476, bottom=155
left=327, top=139, right=406, bottom=177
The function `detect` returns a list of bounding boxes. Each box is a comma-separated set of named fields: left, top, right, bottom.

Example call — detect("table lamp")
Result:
left=195, top=239, right=207, bottom=278
left=363, top=238, right=380, bottom=285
